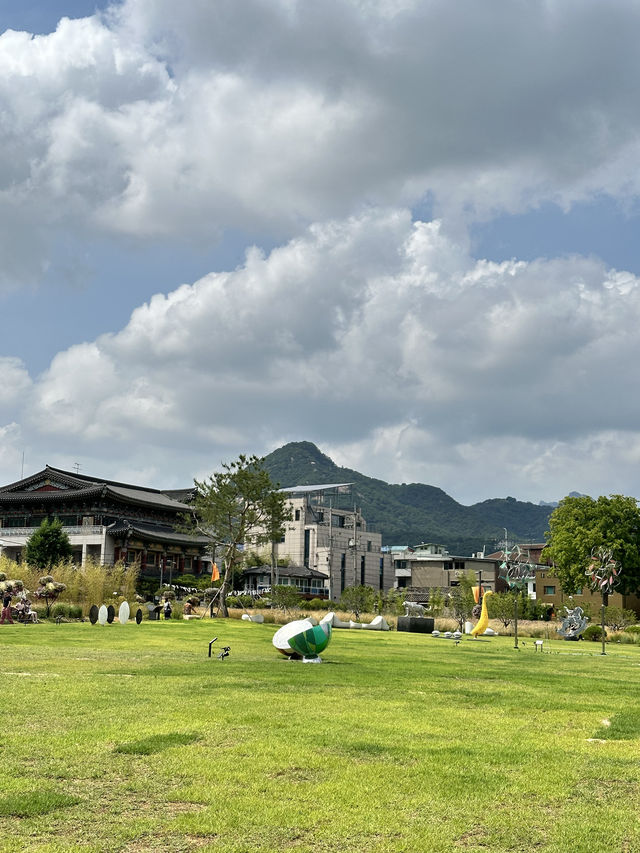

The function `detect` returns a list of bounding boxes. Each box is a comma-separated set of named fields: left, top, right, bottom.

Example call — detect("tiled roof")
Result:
left=0, top=466, right=190, bottom=512
left=243, top=564, right=327, bottom=580
left=107, top=520, right=210, bottom=546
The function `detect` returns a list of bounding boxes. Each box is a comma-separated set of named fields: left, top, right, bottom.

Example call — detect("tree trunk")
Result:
left=219, top=561, right=231, bottom=617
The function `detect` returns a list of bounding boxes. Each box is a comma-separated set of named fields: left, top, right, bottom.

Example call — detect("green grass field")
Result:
left=1, top=619, right=639, bottom=852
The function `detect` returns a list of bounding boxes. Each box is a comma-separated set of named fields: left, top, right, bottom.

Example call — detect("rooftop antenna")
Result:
left=73, top=462, right=81, bottom=474
left=21, top=451, right=24, bottom=479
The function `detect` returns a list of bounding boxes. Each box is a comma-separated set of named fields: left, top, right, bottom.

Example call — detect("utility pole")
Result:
left=327, top=499, right=333, bottom=602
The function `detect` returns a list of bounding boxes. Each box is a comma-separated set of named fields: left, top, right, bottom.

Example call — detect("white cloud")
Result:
left=4, top=1, right=640, bottom=284
left=4, top=1, right=640, bottom=506
left=2, top=207, right=635, bottom=502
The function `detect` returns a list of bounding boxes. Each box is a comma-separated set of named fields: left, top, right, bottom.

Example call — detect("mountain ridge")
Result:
left=262, top=441, right=553, bottom=555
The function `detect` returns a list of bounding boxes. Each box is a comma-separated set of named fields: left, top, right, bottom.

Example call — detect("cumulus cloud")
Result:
left=2, top=208, right=635, bottom=502
left=5, top=1, right=640, bottom=504
left=4, top=1, right=640, bottom=285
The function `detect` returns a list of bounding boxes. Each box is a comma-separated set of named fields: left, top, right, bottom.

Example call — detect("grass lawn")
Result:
left=1, top=619, right=639, bottom=853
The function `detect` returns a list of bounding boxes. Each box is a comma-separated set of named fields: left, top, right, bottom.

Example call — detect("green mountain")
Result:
left=263, top=441, right=552, bottom=555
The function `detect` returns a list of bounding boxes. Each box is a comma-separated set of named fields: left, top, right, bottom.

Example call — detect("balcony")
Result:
left=0, top=525, right=105, bottom=538
left=394, top=566, right=412, bottom=578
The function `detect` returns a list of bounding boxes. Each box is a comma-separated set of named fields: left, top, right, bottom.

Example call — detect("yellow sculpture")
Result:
left=471, top=590, right=493, bottom=638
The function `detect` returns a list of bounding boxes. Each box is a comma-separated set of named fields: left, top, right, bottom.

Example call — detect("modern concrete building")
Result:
left=390, top=542, right=502, bottom=600
left=247, top=483, right=394, bottom=601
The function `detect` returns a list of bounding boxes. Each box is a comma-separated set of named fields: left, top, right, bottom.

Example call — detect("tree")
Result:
left=33, top=575, right=67, bottom=618
left=25, top=518, right=72, bottom=569
left=187, top=454, right=291, bottom=617
left=545, top=494, right=640, bottom=595
left=447, top=572, right=476, bottom=631
left=487, top=591, right=517, bottom=630
left=340, top=585, right=374, bottom=620
left=603, top=605, right=636, bottom=632
left=427, top=587, right=446, bottom=618
left=271, top=584, right=302, bottom=614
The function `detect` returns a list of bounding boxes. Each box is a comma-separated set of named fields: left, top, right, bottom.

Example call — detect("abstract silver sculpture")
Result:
left=499, top=544, right=536, bottom=650
left=556, top=605, right=588, bottom=639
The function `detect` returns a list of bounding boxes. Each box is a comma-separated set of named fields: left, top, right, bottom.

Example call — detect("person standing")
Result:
left=0, top=590, right=13, bottom=624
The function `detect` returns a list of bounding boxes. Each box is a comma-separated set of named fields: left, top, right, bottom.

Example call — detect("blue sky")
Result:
left=2, top=0, right=640, bottom=508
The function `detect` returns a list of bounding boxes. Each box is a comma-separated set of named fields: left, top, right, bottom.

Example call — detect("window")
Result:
left=360, top=555, right=366, bottom=585
left=544, top=585, right=555, bottom=595
left=379, top=558, right=384, bottom=590
left=295, top=509, right=300, bottom=521
left=332, top=514, right=345, bottom=528
left=340, top=553, right=346, bottom=592
left=454, top=561, right=465, bottom=572
left=367, top=540, right=372, bottom=552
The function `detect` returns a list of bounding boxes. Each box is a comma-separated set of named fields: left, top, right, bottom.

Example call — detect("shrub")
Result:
left=51, top=603, right=70, bottom=618
left=68, top=604, right=83, bottom=619
left=583, top=624, right=606, bottom=642
left=604, top=606, right=636, bottom=631
left=624, top=624, right=640, bottom=634
left=307, top=598, right=328, bottom=611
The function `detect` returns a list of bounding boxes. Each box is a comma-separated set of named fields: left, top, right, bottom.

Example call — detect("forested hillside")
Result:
left=263, top=441, right=552, bottom=555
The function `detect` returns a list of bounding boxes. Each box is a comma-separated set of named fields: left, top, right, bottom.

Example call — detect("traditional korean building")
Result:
left=0, top=466, right=210, bottom=582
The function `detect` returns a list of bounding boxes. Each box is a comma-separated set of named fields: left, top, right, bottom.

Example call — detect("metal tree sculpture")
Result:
left=499, top=544, right=536, bottom=649
left=585, top=546, right=621, bottom=656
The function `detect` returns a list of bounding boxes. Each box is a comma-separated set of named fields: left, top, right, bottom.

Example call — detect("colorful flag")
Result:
left=211, top=563, right=220, bottom=582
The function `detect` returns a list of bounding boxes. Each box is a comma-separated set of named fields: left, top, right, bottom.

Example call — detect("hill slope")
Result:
left=263, top=441, right=551, bottom=555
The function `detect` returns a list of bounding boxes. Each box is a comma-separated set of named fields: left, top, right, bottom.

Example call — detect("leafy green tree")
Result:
left=340, top=585, right=375, bottom=620
left=381, top=587, right=405, bottom=616
left=186, top=454, right=290, bottom=617
left=25, top=518, right=72, bottom=569
left=545, top=494, right=640, bottom=595
left=447, top=572, right=476, bottom=631
left=603, top=606, right=636, bottom=632
left=487, top=591, right=517, bottom=630
left=427, top=587, right=445, bottom=618
left=271, top=584, right=302, bottom=614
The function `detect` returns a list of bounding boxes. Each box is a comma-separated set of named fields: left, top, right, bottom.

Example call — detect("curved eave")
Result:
left=0, top=484, right=189, bottom=514
left=108, top=522, right=209, bottom=547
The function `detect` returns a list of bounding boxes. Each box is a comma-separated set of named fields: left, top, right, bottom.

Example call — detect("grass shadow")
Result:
left=0, top=791, right=80, bottom=817
left=115, top=731, right=201, bottom=755
left=593, top=710, right=640, bottom=741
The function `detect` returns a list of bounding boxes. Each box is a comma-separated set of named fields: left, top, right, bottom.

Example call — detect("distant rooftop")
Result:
left=279, top=483, right=353, bottom=494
